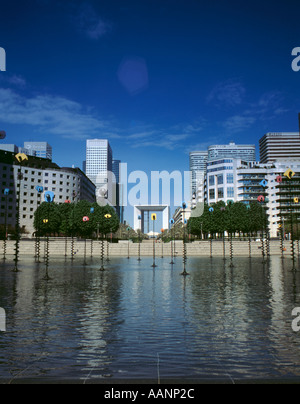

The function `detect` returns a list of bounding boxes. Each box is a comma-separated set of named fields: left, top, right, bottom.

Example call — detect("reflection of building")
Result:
left=0, top=149, right=95, bottom=237
left=259, top=132, right=300, bottom=163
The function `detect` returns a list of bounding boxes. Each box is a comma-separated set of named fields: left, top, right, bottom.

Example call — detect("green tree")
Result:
left=90, top=203, right=120, bottom=237
left=247, top=202, right=267, bottom=234
left=57, top=202, right=74, bottom=235
left=188, top=201, right=268, bottom=238
left=34, top=202, right=62, bottom=236
left=72, top=200, right=96, bottom=237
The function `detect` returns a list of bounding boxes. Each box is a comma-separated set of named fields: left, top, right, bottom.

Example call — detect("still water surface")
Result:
left=1, top=256, right=300, bottom=383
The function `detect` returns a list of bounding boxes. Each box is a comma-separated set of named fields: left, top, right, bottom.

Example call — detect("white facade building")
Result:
left=86, top=139, right=114, bottom=205
left=0, top=150, right=95, bottom=237
left=208, top=142, right=256, bottom=162
left=205, top=157, right=300, bottom=237
left=24, top=142, right=52, bottom=160
left=189, top=151, right=208, bottom=196
left=259, top=132, right=300, bottom=163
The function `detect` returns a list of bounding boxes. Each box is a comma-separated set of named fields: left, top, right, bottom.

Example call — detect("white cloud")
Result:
left=130, top=132, right=191, bottom=150
left=0, top=88, right=109, bottom=139
left=207, top=79, right=246, bottom=107
left=223, top=115, right=256, bottom=132
left=74, top=3, right=112, bottom=40
left=221, top=90, right=288, bottom=133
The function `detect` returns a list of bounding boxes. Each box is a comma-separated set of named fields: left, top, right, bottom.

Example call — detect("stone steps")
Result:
left=0, top=239, right=295, bottom=258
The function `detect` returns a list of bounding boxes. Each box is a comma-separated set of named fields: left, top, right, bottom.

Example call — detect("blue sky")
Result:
left=1, top=0, right=300, bottom=225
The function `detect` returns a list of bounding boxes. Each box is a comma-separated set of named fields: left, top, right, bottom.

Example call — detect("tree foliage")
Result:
left=188, top=201, right=268, bottom=238
left=34, top=201, right=120, bottom=237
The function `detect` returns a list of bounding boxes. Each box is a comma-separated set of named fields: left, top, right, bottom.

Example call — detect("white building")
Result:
left=86, top=139, right=114, bottom=205
left=208, top=142, right=256, bottom=162
left=205, top=157, right=300, bottom=237
left=173, top=205, right=192, bottom=226
left=23, top=142, right=52, bottom=160
left=259, top=132, right=300, bottom=163
left=189, top=151, right=208, bottom=196
left=0, top=150, right=95, bottom=237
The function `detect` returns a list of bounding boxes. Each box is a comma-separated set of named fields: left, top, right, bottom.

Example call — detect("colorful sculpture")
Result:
left=44, top=191, right=55, bottom=203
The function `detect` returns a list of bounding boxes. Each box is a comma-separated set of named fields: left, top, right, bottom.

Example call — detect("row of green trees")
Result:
left=32, top=200, right=269, bottom=240
left=33, top=201, right=120, bottom=238
left=188, top=201, right=268, bottom=238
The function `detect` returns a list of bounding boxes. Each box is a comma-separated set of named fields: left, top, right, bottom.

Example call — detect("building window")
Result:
left=209, top=189, right=215, bottom=199
left=227, top=187, right=234, bottom=198
left=209, top=176, right=215, bottom=186
left=227, top=173, right=234, bottom=184
left=218, top=188, right=224, bottom=198
left=217, top=174, right=223, bottom=185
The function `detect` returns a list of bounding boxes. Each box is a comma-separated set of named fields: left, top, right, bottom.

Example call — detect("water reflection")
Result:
left=0, top=256, right=300, bottom=382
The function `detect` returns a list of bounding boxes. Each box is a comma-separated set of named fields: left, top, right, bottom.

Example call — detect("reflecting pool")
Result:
left=1, top=256, right=300, bottom=383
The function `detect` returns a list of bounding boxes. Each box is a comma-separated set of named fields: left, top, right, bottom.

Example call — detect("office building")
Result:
left=0, top=142, right=53, bottom=160
left=189, top=143, right=255, bottom=207
left=0, top=144, right=18, bottom=153
left=86, top=139, right=113, bottom=203
left=259, top=132, right=300, bottom=163
left=205, top=156, right=300, bottom=237
left=173, top=204, right=192, bottom=226
left=23, top=142, right=52, bottom=160
left=0, top=149, right=95, bottom=237
left=208, top=142, right=256, bottom=162
left=189, top=151, right=208, bottom=197
left=112, top=159, right=124, bottom=222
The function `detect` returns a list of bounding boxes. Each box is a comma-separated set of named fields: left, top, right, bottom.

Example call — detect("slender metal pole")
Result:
left=13, top=165, right=22, bottom=272
left=181, top=206, right=189, bottom=276
left=100, top=233, right=105, bottom=271
left=223, top=231, right=226, bottom=261
left=83, top=237, right=87, bottom=265
left=127, top=232, right=130, bottom=259
left=3, top=192, right=8, bottom=261
left=289, top=181, right=296, bottom=270
left=151, top=220, right=157, bottom=268
left=106, top=233, right=110, bottom=262
left=43, top=203, right=51, bottom=281
left=170, top=222, right=174, bottom=265
left=138, top=230, right=141, bottom=261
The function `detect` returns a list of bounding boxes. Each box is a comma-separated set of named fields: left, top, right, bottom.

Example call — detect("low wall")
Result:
left=0, top=239, right=293, bottom=258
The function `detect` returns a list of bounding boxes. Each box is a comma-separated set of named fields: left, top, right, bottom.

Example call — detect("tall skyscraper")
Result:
left=112, top=159, right=124, bottom=222
left=189, top=151, right=208, bottom=196
left=86, top=139, right=113, bottom=203
left=208, top=142, right=256, bottom=162
left=23, top=142, right=52, bottom=160
left=259, top=132, right=300, bottom=163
